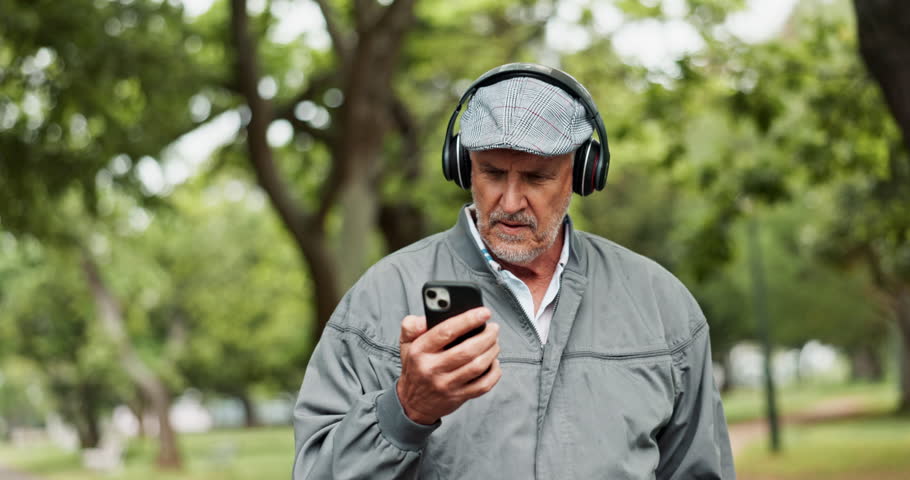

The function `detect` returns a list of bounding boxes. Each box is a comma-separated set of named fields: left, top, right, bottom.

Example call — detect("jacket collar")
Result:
left=445, top=203, right=587, bottom=278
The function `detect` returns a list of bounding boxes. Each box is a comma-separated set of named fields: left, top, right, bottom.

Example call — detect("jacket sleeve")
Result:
left=655, top=319, right=736, bottom=479
left=292, top=295, right=440, bottom=479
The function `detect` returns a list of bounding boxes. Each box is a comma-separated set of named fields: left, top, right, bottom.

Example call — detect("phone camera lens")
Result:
left=426, top=290, right=437, bottom=299
left=438, top=299, right=448, bottom=309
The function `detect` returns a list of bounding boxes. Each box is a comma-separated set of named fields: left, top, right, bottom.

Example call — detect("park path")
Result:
left=0, top=467, right=43, bottom=480
left=728, top=394, right=872, bottom=456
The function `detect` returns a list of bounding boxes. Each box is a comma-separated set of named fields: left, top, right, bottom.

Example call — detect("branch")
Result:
left=231, top=0, right=342, bottom=334
left=273, top=72, right=337, bottom=116
left=163, top=104, right=234, bottom=150
left=314, top=0, right=352, bottom=61
left=273, top=71, right=338, bottom=144
left=80, top=248, right=166, bottom=400
left=271, top=74, right=344, bottom=224
left=354, top=0, right=381, bottom=32
left=81, top=247, right=184, bottom=469
left=374, top=0, right=417, bottom=35
left=314, top=143, right=344, bottom=225
left=390, top=95, right=420, bottom=180
left=853, top=0, right=910, bottom=155
left=229, top=0, right=314, bottom=234
left=293, top=118, right=335, bottom=144
left=377, top=96, right=428, bottom=250
left=164, top=307, right=189, bottom=362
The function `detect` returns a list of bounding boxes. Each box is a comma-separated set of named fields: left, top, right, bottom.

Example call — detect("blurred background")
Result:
left=1, top=0, right=909, bottom=478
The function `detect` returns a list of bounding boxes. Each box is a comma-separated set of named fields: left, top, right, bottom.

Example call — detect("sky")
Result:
left=146, top=0, right=799, bottom=193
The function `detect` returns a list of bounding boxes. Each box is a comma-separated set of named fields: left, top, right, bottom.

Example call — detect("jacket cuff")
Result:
left=375, top=381, right=440, bottom=451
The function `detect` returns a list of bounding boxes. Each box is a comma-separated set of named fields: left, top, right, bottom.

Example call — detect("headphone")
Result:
left=442, top=63, right=611, bottom=196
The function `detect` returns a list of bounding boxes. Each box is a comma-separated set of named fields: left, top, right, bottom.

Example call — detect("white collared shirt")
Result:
left=465, top=205, right=569, bottom=344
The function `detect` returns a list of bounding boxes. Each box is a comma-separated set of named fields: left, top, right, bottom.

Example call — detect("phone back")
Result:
left=422, top=281, right=485, bottom=348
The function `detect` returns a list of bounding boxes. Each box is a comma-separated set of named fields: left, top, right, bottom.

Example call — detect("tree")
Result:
left=0, top=0, right=216, bottom=467
left=0, top=240, right=127, bottom=448
left=221, top=0, right=556, bottom=345
left=624, top=0, right=909, bottom=408
left=852, top=0, right=910, bottom=410
left=142, top=175, right=312, bottom=424
left=854, top=0, right=910, bottom=155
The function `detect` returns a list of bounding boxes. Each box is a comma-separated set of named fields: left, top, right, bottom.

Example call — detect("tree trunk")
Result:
left=126, top=394, right=146, bottom=438
left=229, top=0, right=418, bottom=345
left=53, top=380, right=101, bottom=449
left=853, top=0, right=910, bottom=156
left=895, top=285, right=910, bottom=414
left=239, top=392, right=260, bottom=428
left=81, top=250, right=182, bottom=469
left=849, top=345, right=884, bottom=382
left=76, top=384, right=101, bottom=449
left=229, top=0, right=341, bottom=343
left=152, top=391, right=180, bottom=467
left=379, top=203, right=428, bottom=253
left=718, top=348, right=734, bottom=393
left=336, top=174, right=380, bottom=289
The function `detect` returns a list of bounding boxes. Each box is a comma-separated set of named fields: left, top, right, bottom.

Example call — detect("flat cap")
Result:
left=460, top=77, right=594, bottom=157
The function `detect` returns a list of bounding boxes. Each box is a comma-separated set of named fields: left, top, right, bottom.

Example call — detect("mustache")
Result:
left=488, top=210, right=537, bottom=230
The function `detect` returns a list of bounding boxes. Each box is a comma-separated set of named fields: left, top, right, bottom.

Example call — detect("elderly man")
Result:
left=292, top=63, right=735, bottom=479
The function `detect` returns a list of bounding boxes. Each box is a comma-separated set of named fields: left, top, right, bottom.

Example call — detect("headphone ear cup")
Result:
left=444, top=134, right=472, bottom=190
left=572, top=139, right=593, bottom=196
left=589, top=139, right=606, bottom=193
left=443, top=134, right=457, bottom=182
left=457, top=142, right=472, bottom=189
left=572, top=139, right=605, bottom=196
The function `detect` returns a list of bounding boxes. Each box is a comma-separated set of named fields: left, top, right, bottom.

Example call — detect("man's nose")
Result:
left=500, top=177, right=526, bottom=214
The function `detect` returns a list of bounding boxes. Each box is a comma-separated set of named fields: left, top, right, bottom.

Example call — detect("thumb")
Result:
left=400, top=315, right=427, bottom=344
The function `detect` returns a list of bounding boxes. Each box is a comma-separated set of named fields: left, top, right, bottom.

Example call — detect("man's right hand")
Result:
left=396, top=307, right=502, bottom=425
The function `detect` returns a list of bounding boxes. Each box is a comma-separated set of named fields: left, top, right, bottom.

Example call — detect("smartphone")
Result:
left=422, top=281, right=485, bottom=349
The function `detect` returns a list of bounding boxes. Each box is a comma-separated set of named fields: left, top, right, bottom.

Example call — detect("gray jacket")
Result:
left=293, top=212, right=735, bottom=479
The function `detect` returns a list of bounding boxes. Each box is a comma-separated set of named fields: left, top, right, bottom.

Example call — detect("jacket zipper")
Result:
left=494, top=267, right=568, bottom=348
left=469, top=221, right=561, bottom=347
left=542, top=272, right=564, bottom=345
left=497, top=281, right=544, bottom=347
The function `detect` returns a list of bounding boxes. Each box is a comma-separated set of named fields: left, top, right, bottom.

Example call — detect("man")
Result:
left=292, top=63, right=735, bottom=479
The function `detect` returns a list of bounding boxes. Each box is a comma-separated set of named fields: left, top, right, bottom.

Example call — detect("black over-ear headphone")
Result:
left=441, top=63, right=611, bottom=196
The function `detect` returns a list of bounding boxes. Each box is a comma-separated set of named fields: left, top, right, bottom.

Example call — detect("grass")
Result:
left=730, top=382, right=910, bottom=480
left=735, top=411, right=910, bottom=479
left=0, top=382, right=904, bottom=479
left=0, top=427, right=294, bottom=480
left=721, top=381, right=895, bottom=424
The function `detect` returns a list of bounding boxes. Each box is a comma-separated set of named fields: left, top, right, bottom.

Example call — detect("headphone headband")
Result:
left=457, top=64, right=595, bottom=115
left=445, top=63, right=610, bottom=173
left=443, top=63, right=611, bottom=195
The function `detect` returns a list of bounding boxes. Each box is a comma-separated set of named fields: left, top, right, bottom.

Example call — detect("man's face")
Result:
left=470, top=149, right=573, bottom=266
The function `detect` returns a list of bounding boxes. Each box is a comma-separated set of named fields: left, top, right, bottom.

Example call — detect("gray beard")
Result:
left=472, top=193, right=571, bottom=265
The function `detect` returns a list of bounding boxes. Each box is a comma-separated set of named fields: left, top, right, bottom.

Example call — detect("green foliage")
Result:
left=0, top=427, right=294, bottom=479
left=0, top=234, right=128, bottom=439
left=0, top=0, right=210, bottom=236
left=0, top=359, right=53, bottom=430
left=669, top=0, right=907, bottom=288
left=152, top=176, right=313, bottom=394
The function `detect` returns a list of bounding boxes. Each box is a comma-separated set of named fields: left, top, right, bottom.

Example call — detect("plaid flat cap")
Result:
left=460, top=77, right=594, bottom=156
